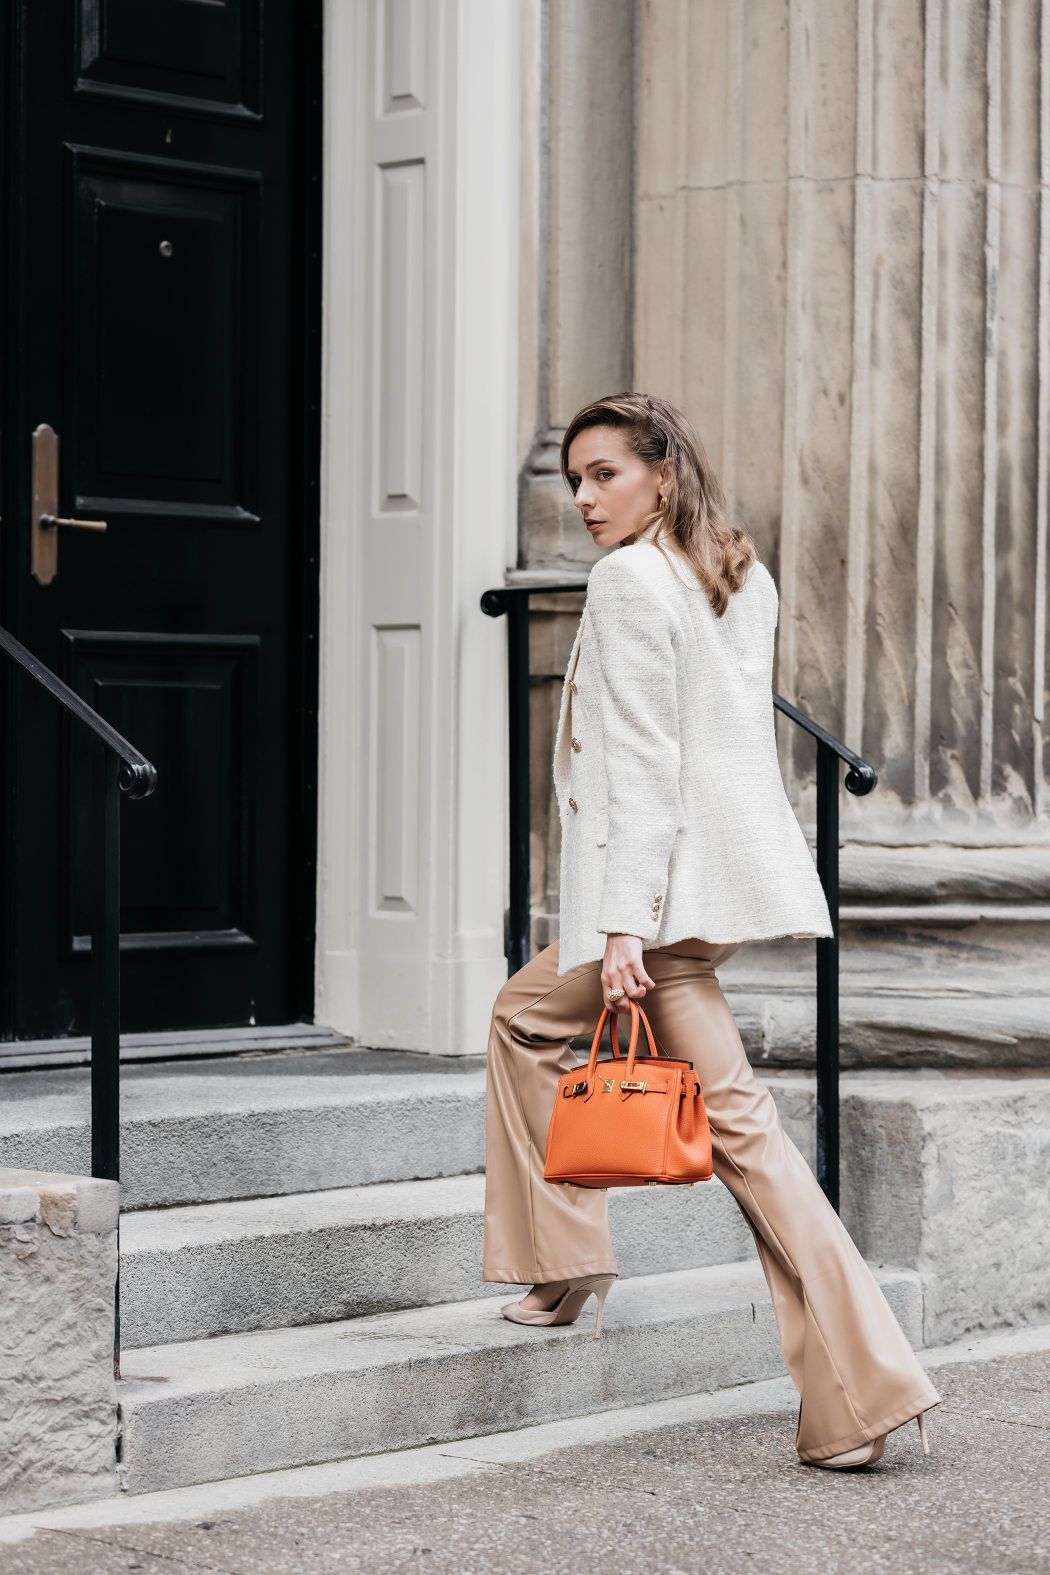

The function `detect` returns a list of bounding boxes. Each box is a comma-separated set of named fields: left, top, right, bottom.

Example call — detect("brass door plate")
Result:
left=31, top=423, right=107, bottom=585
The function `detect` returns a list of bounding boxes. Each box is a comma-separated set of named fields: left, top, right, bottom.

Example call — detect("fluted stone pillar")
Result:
left=638, top=0, right=1049, bottom=823
left=518, top=0, right=636, bottom=941
left=519, top=0, right=635, bottom=569
left=521, top=0, right=1050, bottom=983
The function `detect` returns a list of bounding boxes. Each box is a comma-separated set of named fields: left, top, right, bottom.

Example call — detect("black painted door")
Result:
left=0, top=1, right=320, bottom=1038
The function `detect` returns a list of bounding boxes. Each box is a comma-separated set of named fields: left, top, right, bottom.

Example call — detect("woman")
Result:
left=481, top=392, right=942, bottom=1470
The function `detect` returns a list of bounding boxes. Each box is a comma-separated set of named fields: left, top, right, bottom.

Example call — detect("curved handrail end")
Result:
left=119, top=760, right=158, bottom=800
left=844, top=762, right=878, bottom=797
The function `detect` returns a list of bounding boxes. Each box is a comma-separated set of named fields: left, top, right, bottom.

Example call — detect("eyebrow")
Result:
left=567, top=458, right=615, bottom=475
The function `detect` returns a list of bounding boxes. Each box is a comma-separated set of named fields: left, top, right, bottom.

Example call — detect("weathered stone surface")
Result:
left=0, top=1065, right=487, bottom=1208
left=767, top=1072, right=1050, bottom=1344
left=117, top=1261, right=923, bottom=1495
left=730, top=990, right=1050, bottom=1070
left=523, top=0, right=1050, bottom=986
left=0, top=1170, right=119, bottom=1515
left=120, top=1171, right=753, bottom=1348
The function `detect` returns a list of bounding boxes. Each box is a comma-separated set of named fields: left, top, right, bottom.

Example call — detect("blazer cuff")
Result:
left=596, top=890, right=668, bottom=943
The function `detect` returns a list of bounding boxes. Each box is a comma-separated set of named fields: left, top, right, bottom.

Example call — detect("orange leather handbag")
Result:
left=543, top=999, right=713, bottom=1188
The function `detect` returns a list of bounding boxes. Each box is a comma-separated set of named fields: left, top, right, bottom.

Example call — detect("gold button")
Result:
left=570, top=737, right=582, bottom=752
left=568, top=797, right=579, bottom=812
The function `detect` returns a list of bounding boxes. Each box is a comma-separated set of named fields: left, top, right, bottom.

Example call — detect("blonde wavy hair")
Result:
left=560, top=392, right=756, bottom=617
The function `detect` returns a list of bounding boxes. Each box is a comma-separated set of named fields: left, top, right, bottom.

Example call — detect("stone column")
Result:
left=524, top=0, right=1050, bottom=979
left=519, top=0, right=636, bottom=570
left=518, top=0, right=638, bottom=946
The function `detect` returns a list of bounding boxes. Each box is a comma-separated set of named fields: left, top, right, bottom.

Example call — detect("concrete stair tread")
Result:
left=0, top=1063, right=487, bottom=1207
left=118, top=1171, right=755, bottom=1347
left=120, top=1262, right=773, bottom=1393
left=0, top=1067, right=485, bottom=1128
left=0, top=1023, right=354, bottom=1073
left=116, top=1260, right=924, bottom=1494
left=121, top=1173, right=488, bottom=1248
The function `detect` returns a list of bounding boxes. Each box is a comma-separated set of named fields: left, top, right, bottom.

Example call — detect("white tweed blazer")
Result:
left=552, top=534, right=833, bottom=974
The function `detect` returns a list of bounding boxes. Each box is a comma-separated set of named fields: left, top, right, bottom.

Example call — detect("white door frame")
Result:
left=315, top=0, right=519, bottom=1052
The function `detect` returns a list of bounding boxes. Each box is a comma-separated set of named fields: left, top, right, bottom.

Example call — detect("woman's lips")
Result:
left=586, top=521, right=605, bottom=531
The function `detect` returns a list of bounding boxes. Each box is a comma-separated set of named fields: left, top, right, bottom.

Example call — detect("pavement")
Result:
left=1, top=1323, right=1048, bottom=1575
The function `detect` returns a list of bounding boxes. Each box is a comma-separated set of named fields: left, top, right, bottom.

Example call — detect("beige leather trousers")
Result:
left=482, top=937, right=942, bottom=1461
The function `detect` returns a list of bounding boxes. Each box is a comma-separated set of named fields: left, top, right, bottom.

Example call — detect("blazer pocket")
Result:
left=594, top=809, right=609, bottom=847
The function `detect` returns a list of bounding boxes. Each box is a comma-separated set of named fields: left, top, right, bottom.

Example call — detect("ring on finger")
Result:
left=606, top=987, right=626, bottom=1002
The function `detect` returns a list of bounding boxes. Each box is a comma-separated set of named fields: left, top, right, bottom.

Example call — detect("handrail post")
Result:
left=2, top=621, right=157, bottom=1379
left=815, top=738, right=840, bottom=1213
left=91, top=742, right=122, bottom=1372
left=506, top=593, right=531, bottom=975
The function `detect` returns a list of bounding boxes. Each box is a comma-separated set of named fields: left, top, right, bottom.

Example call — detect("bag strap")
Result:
left=585, top=1000, right=660, bottom=1085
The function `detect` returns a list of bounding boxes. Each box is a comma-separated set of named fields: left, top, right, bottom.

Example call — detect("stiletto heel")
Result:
left=501, top=1274, right=617, bottom=1337
left=592, top=1277, right=613, bottom=1341
left=916, top=1410, right=930, bottom=1457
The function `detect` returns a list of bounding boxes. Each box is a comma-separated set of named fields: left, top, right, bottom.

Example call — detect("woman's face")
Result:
left=566, top=426, right=666, bottom=550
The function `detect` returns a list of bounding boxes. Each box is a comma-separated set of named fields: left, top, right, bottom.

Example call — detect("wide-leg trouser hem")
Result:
left=483, top=1257, right=620, bottom=1285
left=483, top=936, right=939, bottom=1460
left=797, top=1390, right=943, bottom=1461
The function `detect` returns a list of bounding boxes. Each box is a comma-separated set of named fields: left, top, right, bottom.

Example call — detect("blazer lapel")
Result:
left=551, top=611, right=586, bottom=813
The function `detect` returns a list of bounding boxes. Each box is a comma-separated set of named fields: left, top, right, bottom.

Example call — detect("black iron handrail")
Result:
left=1, top=624, right=157, bottom=1366
left=480, top=580, right=878, bottom=1214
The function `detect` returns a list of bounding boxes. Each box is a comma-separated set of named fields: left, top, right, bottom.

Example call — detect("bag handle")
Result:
left=584, top=999, right=660, bottom=1087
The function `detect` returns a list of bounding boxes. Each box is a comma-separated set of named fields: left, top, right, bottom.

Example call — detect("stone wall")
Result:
left=772, top=1071, right=1050, bottom=1344
left=518, top=0, right=1050, bottom=980
left=0, top=1169, right=119, bottom=1515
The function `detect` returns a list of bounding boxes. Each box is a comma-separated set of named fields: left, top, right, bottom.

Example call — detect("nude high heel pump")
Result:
left=806, top=1434, right=887, bottom=1470
left=805, top=1409, right=933, bottom=1470
left=501, top=1275, right=616, bottom=1340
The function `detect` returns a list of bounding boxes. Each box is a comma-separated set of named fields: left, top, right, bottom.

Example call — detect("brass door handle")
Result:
left=31, top=424, right=108, bottom=585
left=39, top=514, right=108, bottom=531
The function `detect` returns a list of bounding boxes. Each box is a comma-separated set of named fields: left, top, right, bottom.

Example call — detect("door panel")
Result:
left=72, top=151, right=260, bottom=515
left=76, top=0, right=262, bottom=118
left=64, top=631, right=260, bottom=951
left=0, top=0, right=320, bottom=1038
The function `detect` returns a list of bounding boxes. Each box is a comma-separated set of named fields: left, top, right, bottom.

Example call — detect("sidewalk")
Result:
left=2, top=1324, right=1047, bottom=1574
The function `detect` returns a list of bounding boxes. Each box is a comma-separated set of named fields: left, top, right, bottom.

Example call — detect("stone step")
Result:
left=0, top=1051, right=486, bottom=1208
left=117, top=1260, right=925, bottom=1495
left=728, top=988, right=1050, bottom=1071
left=8, top=1057, right=1045, bottom=1349
left=119, top=1173, right=754, bottom=1348
left=0, top=1022, right=352, bottom=1073
left=770, top=1068, right=1050, bottom=1345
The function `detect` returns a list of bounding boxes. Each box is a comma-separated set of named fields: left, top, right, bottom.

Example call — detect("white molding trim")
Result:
left=315, top=0, right=518, bottom=1052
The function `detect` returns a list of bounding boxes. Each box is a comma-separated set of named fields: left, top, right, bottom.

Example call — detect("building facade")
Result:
left=516, top=0, right=1050, bottom=1014
left=2, top=0, right=1044, bottom=1060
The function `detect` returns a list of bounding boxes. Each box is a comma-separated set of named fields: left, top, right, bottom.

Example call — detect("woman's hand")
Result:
left=601, top=933, right=656, bottom=1013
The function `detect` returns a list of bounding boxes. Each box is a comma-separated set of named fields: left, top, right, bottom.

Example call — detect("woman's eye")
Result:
left=597, top=470, right=614, bottom=481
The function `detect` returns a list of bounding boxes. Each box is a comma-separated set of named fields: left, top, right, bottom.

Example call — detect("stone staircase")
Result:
left=1, top=1035, right=1046, bottom=1497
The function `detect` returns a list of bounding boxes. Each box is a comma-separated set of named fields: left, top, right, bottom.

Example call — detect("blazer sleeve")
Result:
left=585, top=553, right=685, bottom=941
